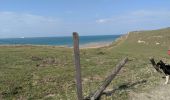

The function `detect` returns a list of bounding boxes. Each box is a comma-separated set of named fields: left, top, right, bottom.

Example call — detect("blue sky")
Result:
left=0, top=0, right=170, bottom=38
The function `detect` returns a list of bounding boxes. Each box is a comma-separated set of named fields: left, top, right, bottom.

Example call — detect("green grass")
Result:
left=0, top=27, right=170, bottom=99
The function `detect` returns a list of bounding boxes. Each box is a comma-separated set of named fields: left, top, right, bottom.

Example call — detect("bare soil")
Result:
left=131, top=80, right=170, bottom=100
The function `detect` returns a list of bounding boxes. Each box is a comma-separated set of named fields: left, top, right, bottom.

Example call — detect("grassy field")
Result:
left=0, top=28, right=170, bottom=100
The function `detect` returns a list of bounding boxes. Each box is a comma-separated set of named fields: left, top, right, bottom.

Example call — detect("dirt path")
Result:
left=130, top=81, right=170, bottom=100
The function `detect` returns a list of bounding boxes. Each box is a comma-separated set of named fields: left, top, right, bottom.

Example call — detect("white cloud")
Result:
left=96, top=19, right=109, bottom=23
left=96, top=10, right=170, bottom=24
left=0, top=11, right=64, bottom=38
left=94, top=10, right=170, bottom=35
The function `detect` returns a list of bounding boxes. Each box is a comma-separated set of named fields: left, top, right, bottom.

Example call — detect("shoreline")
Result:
left=79, top=41, right=113, bottom=48
left=0, top=41, right=113, bottom=49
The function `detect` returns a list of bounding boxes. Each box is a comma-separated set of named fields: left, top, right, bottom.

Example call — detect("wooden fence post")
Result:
left=90, top=57, right=128, bottom=100
left=73, top=32, right=83, bottom=100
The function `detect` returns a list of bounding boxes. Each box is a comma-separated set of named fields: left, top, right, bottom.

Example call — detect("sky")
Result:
left=0, top=0, right=170, bottom=38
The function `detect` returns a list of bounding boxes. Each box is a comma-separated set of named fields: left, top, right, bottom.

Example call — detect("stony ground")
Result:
left=131, top=80, right=170, bottom=100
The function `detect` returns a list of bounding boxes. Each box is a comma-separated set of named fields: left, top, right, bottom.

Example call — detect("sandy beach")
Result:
left=79, top=41, right=113, bottom=48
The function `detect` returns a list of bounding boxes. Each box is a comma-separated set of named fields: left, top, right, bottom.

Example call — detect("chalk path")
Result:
left=131, top=81, right=170, bottom=100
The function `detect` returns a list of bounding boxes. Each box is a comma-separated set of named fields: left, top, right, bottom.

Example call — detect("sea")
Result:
left=0, top=35, right=121, bottom=47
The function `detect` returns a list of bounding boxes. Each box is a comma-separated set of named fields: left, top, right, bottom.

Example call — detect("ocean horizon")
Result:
left=0, top=35, right=121, bottom=47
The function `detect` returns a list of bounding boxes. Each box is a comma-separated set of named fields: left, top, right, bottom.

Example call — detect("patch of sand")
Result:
left=130, top=81, right=170, bottom=100
left=80, top=42, right=112, bottom=49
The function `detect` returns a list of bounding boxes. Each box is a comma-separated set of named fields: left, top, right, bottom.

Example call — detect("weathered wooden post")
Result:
left=90, top=57, right=128, bottom=100
left=73, top=32, right=83, bottom=100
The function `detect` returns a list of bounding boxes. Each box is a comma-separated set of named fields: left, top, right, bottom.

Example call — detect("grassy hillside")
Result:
left=111, top=27, right=170, bottom=55
left=0, top=28, right=170, bottom=100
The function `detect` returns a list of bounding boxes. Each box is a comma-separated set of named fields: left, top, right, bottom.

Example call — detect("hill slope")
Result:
left=110, top=27, right=170, bottom=57
left=123, top=27, right=170, bottom=47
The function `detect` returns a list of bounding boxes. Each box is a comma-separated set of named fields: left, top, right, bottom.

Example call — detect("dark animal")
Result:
left=150, top=58, right=170, bottom=84
left=156, top=60, right=170, bottom=75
